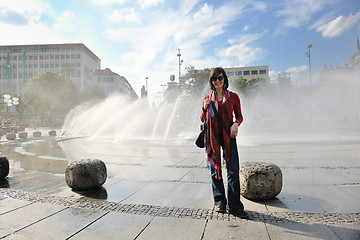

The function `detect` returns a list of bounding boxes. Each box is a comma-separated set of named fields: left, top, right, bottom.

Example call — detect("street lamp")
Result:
left=305, top=44, right=312, bottom=87
left=3, top=94, right=19, bottom=117
left=177, top=49, right=183, bottom=82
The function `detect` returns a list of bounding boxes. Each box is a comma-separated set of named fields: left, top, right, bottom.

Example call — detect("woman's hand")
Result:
left=203, top=96, right=210, bottom=110
left=230, top=122, right=239, bottom=138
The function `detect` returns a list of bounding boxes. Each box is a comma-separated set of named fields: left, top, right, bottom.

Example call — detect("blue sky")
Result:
left=0, top=0, right=359, bottom=100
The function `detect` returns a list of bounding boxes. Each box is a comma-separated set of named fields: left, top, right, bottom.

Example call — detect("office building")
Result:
left=224, top=65, right=270, bottom=84
left=0, top=43, right=100, bottom=97
left=93, top=68, right=138, bottom=100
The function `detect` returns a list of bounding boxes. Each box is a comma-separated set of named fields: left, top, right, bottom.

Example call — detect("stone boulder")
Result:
left=18, top=132, right=28, bottom=139
left=5, top=133, right=16, bottom=140
left=0, top=157, right=9, bottom=179
left=33, top=131, right=41, bottom=138
left=48, top=130, right=56, bottom=136
left=65, top=159, right=107, bottom=191
left=240, top=162, right=282, bottom=200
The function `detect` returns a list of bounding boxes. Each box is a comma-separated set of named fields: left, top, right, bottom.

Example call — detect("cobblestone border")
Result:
left=1, top=188, right=359, bottom=225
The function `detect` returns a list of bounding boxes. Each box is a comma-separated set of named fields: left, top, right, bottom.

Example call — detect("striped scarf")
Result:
left=205, top=90, right=233, bottom=179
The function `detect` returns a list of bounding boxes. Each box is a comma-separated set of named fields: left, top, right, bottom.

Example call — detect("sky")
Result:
left=0, top=0, right=359, bottom=102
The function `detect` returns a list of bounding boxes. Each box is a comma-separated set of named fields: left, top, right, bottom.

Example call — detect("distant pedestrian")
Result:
left=200, top=67, right=248, bottom=219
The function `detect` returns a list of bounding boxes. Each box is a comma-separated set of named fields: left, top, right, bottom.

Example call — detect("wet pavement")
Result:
left=0, top=129, right=359, bottom=239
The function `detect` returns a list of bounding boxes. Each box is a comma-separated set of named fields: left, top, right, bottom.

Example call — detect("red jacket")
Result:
left=200, top=90, right=243, bottom=127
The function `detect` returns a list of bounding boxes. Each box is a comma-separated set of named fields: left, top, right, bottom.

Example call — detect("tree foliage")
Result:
left=179, top=66, right=211, bottom=96
left=22, top=71, right=80, bottom=120
left=232, top=77, right=273, bottom=97
left=80, top=84, right=106, bottom=103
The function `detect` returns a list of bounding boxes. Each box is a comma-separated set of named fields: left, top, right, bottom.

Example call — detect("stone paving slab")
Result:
left=4, top=208, right=106, bottom=240
left=0, top=198, right=32, bottom=214
left=265, top=222, right=346, bottom=240
left=136, top=216, right=206, bottom=240
left=69, top=212, right=153, bottom=240
left=0, top=202, right=66, bottom=238
left=203, top=219, right=269, bottom=240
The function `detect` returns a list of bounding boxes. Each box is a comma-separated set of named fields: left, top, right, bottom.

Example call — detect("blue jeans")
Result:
left=210, top=138, right=244, bottom=211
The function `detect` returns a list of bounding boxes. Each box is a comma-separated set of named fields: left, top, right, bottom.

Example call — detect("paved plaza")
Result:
left=0, top=129, right=359, bottom=239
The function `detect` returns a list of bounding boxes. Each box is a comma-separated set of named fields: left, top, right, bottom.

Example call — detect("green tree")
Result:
left=180, top=66, right=211, bottom=96
left=232, top=77, right=272, bottom=97
left=22, top=71, right=80, bottom=121
left=140, top=85, right=147, bottom=99
left=80, top=84, right=106, bottom=103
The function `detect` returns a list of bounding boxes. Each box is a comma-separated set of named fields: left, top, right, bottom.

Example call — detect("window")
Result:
left=33, top=55, right=38, bottom=60
left=39, top=55, right=44, bottom=60
left=259, top=70, right=266, bottom=74
left=251, top=70, right=258, bottom=75
left=235, top=71, right=242, bottom=76
left=243, top=71, right=250, bottom=75
left=227, top=72, right=234, bottom=76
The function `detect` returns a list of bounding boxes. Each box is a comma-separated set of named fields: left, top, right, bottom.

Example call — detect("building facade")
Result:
left=223, top=65, right=270, bottom=84
left=0, top=43, right=101, bottom=97
left=92, top=68, right=138, bottom=100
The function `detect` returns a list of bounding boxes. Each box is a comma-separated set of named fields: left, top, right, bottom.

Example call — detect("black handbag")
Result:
left=195, top=123, right=206, bottom=148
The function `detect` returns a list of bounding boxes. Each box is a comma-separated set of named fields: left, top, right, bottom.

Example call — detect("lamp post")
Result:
left=145, top=77, right=148, bottom=97
left=160, top=84, right=166, bottom=102
left=177, top=49, right=183, bottom=82
left=305, top=44, right=312, bottom=88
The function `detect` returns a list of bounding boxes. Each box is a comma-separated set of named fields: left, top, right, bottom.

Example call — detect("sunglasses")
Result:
left=211, top=76, right=224, bottom=82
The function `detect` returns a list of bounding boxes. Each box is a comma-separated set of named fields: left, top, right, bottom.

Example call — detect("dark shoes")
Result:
left=215, top=205, right=248, bottom=219
left=214, top=204, right=226, bottom=213
left=227, top=209, right=249, bottom=219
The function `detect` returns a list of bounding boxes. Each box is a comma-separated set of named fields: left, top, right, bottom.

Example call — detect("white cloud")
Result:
left=109, top=8, right=138, bottom=24
left=0, top=21, right=66, bottom=45
left=90, top=0, right=127, bottom=6
left=276, top=0, right=327, bottom=28
left=252, top=1, right=267, bottom=12
left=286, top=65, right=308, bottom=73
left=138, top=0, right=164, bottom=8
left=219, top=33, right=267, bottom=66
left=0, top=0, right=43, bottom=23
left=53, top=11, right=78, bottom=32
left=316, top=11, right=360, bottom=37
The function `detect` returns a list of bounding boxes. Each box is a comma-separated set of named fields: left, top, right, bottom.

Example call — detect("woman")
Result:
left=200, top=67, right=248, bottom=219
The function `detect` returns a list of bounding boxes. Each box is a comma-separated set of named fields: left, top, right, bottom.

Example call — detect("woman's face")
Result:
left=212, top=73, right=224, bottom=91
